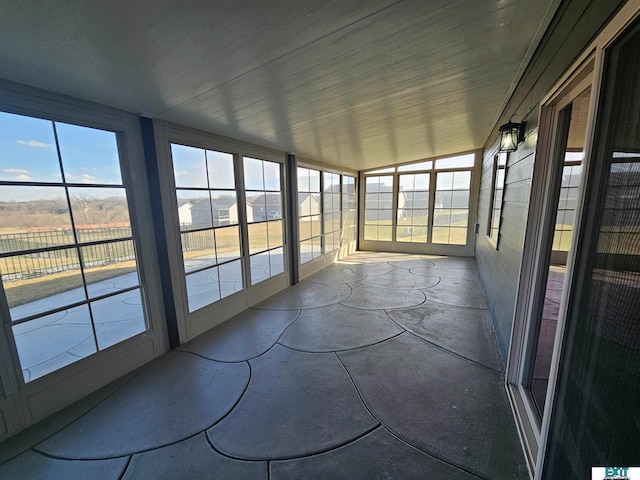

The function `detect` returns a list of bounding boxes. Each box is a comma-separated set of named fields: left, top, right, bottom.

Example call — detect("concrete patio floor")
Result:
left=0, top=251, right=528, bottom=479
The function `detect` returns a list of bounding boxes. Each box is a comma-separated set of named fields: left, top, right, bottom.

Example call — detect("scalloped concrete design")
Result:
left=410, top=266, right=479, bottom=280
left=255, top=282, right=351, bottom=310
left=421, top=277, right=486, bottom=308
left=39, top=353, right=249, bottom=458
left=387, top=258, right=437, bottom=269
left=208, top=344, right=377, bottom=459
left=0, top=450, right=128, bottom=480
left=0, top=252, right=527, bottom=479
left=338, top=333, right=528, bottom=479
left=387, top=303, right=501, bottom=369
left=357, top=268, right=440, bottom=289
left=341, top=262, right=397, bottom=276
left=307, top=266, right=365, bottom=284
left=279, top=303, right=402, bottom=352
left=422, top=256, right=478, bottom=269
left=342, top=282, right=425, bottom=310
left=124, top=433, right=266, bottom=480
left=270, top=427, right=478, bottom=480
left=181, top=308, right=299, bottom=361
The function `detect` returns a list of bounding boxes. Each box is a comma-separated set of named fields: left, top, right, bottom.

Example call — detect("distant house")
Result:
left=298, top=193, right=320, bottom=216
left=177, top=201, right=194, bottom=226
left=178, top=196, right=251, bottom=227
left=250, top=193, right=282, bottom=221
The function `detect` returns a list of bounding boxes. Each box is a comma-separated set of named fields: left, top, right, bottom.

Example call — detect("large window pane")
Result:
left=267, top=220, right=283, bottom=249
left=211, top=191, right=237, bottom=226
left=56, top=123, right=122, bottom=185
left=176, top=190, right=212, bottom=230
left=0, top=112, right=61, bottom=183
left=215, top=226, right=241, bottom=261
left=81, top=240, right=138, bottom=298
left=0, top=115, right=146, bottom=382
left=433, top=171, right=470, bottom=245
left=12, top=305, right=96, bottom=382
left=207, top=150, right=235, bottom=189
left=364, top=175, right=393, bottom=241
left=181, top=230, right=216, bottom=273
left=2, top=247, right=83, bottom=320
left=219, top=260, right=243, bottom=299
left=248, top=222, right=268, bottom=254
left=397, top=173, right=429, bottom=243
left=297, top=166, right=321, bottom=263
left=92, top=289, right=146, bottom=350
left=171, top=144, right=208, bottom=188
left=68, top=187, right=131, bottom=240
left=0, top=186, right=73, bottom=251
left=244, top=157, right=285, bottom=283
left=185, top=266, right=221, bottom=313
left=171, top=144, right=244, bottom=311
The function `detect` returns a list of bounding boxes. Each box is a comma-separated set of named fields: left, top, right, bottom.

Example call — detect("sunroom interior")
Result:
left=0, top=1, right=639, bottom=479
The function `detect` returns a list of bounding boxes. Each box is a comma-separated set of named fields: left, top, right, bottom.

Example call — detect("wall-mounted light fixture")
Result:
left=498, top=121, right=526, bottom=153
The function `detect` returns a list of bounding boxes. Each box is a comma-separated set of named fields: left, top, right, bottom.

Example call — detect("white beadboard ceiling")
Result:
left=0, top=0, right=559, bottom=170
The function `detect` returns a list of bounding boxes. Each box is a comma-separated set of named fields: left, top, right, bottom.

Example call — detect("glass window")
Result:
left=342, top=175, right=357, bottom=244
left=364, top=175, right=394, bottom=241
left=397, top=173, right=429, bottom=243
left=244, top=157, right=284, bottom=284
left=0, top=111, right=146, bottom=382
left=171, top=145, right=243, bottom=311
left=323, top=172, right=341, bottom=254
left=298, top=167, right=322, bottom=263
left=433, top=170, right=471, bottom=245
left=489, top=152, right=507, bottom=245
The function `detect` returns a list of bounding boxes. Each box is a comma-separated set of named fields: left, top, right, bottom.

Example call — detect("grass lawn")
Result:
left=5, top=262, right=137, bottom=308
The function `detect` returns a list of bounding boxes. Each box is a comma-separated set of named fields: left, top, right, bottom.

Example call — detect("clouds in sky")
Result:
left=17, top=139, right=53, bottom=148
left=2, top=168, right=32, bottom=182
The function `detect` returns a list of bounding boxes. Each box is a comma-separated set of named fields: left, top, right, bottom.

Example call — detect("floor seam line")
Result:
left=403, top=329, right=502, bottom=373
left=335, top=351, right=488, bottom=480
left=118, top=455, right=132, bottom=480
left=180, top=310, right=301, bottom=364
left=206, top=423, right=382, bottom=463
left=276, top=331, right=404, bottom=354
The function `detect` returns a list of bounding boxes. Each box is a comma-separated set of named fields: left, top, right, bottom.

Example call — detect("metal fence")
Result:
left=0, top=228, right=135, bottom=282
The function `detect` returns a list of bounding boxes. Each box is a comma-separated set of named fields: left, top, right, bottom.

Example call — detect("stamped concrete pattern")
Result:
left=270, top=427, right=478, bottom=480
left=181, top=308, right=299, bottom=362
left=123, top=434, right=266, bottom=480
left=39, top=352, right=250, bottom=458
left=208, top=345, right=377, bottom=459
left=338, top=334, right=527, bottom=479
left=280, top=303, right=403, bottom=352
left=0, top=450, right=128, bottom=480
left=0, top=252, right=527, bottom=479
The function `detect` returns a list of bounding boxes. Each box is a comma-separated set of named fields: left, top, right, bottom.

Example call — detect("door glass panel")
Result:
left=527, top=87, right=591, bottom=416
left=545, top=26, right=640, bottom=476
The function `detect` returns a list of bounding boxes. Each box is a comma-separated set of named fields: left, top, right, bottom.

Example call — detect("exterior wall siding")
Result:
left=475, top=0, right=627, bottom=364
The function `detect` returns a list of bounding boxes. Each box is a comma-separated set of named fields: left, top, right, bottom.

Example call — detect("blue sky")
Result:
left=0, top=111, right=122, bottom=201
left=171, top=143, right=281, bottom=192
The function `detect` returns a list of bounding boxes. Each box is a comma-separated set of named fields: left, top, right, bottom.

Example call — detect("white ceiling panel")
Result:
left=0, top=0, right=559, bottom=169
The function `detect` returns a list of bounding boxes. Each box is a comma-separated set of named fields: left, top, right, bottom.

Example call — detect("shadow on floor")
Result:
left=0, top=252, right=528, bottom=479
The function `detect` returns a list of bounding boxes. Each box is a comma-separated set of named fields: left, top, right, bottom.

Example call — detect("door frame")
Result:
left=506, top=2, right=640, bottom=478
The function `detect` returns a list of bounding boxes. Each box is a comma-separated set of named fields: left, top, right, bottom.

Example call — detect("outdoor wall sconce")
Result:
left=498, top=121, right=525, bottom=152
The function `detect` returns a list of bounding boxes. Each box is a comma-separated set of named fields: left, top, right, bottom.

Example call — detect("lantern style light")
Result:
left=499, top=121, right=524, bottom=153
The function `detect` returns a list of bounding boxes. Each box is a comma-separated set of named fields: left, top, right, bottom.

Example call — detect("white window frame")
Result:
left=152, top=120, right=290, bottom=342
left=0, top=80, right=168, bottom=441
left=359, top=150, right=481, bottom=257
